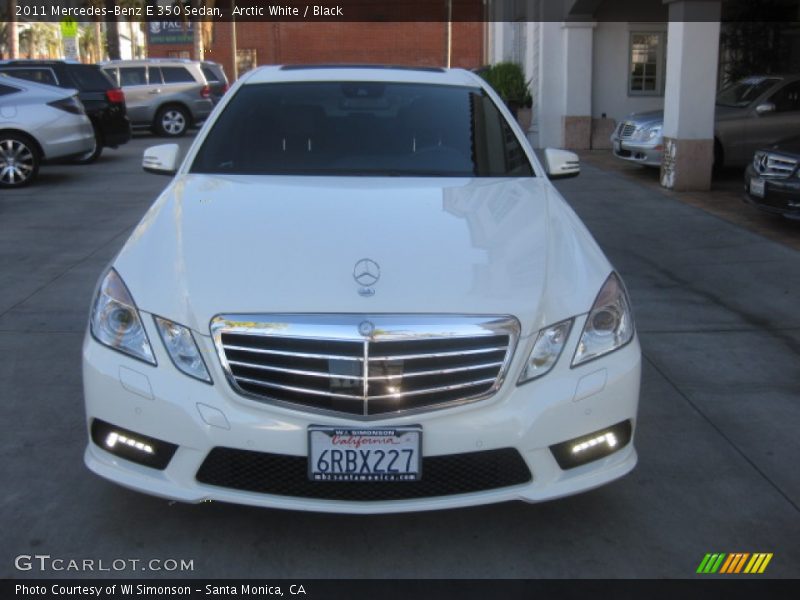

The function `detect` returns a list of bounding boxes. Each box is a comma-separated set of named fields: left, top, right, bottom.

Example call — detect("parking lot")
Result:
left=1, top=134, right=799, bottom=579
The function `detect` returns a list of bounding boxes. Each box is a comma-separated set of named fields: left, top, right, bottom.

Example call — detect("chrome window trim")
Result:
left=210, top=314, right=520, bottom=420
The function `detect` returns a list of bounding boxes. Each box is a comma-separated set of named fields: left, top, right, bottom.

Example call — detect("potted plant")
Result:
left=479, top=62, right=532, bottom=130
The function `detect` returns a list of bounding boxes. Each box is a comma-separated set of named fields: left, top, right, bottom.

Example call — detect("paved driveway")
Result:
left=1, top=137, right=798, bottom=578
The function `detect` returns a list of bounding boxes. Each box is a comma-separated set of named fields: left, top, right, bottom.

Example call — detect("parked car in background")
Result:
left=200, top=61, right=229, bottom=105
left=611, top=75, right=800, bottom=169
left=0, top=59, right=130, bottom=163
left=743, top=136, right=800, bottom=220
left=83, top=65, right=641, bottom=514
left=101, top=59, right=214, bottom=137
left=0, top=75, right=95, bottom=187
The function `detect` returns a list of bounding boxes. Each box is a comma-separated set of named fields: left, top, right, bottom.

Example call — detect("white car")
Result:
left=83, top=66, right=641, bottom=513
left=0, top=74, right=95, bottom=187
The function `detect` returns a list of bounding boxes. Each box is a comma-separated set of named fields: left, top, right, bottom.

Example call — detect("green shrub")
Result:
left=480, top=62, right=532, bottom=108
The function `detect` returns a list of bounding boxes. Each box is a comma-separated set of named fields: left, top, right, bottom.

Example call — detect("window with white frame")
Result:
left=629, top=31, right=666, bottom=96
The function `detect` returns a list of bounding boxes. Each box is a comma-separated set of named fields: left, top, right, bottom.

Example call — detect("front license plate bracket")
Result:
left=308, top=426, right=422, bottom=482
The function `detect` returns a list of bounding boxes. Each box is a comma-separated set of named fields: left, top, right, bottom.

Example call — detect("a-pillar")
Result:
left=660, top=1, right=721, bottom=191
left=561, top=21, right=595, bottom=150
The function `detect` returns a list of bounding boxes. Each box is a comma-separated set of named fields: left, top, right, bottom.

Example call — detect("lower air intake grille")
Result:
left=196, top=447, right=532, bottom=501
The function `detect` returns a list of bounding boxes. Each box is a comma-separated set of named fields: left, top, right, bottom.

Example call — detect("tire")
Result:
left=0, top=133, right=40, bottom=188
left=155, top=105, right=189, bottom=137
left=72, top=132, right=103, bottom=164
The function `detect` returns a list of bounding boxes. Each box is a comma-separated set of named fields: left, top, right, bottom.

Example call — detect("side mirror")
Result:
left=543, top=148, right=580, bottom=179
left=755, top=102, right=775, bottom=115
left=142, top=144, right=180, bottom=175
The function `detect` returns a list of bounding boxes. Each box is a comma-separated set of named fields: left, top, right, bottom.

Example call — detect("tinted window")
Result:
left=0, top=68, right=58, bottom=86
left=67, top=64, right=114, bottom=91
left=102, top=68, right=118, bottom=85
left=769, top=80, right=800, bottom=112
left=160, top=66, right=195, bottom=83
left=201, top=66, right=220, bottom=83
left=119, top=67, right=147, bottom=86
left=0, top=82, right=21, bottom=96
left=148, top=67, right=164, bottom=85
left=191, top=82, right=534, bottom=177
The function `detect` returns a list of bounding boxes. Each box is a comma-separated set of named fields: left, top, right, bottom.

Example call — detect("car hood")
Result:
left=765, top=135, right=800, bottom=155
left=113, top=175, right=611, bottom=338
left=622, top=110, right=664, bottom=126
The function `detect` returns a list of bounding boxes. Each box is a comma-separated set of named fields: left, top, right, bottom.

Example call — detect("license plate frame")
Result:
left=750, top=177, right=765, bottom=198
left=308, top=426, right=422, bottom=482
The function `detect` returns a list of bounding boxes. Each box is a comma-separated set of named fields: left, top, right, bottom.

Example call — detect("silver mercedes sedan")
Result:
left=611, top=75, right=800, bottom=169
left=0, top=74, right=95, bottom=187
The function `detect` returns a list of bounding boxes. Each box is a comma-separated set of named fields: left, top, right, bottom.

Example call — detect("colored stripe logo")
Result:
left=697, top=553, right=773, bottom=574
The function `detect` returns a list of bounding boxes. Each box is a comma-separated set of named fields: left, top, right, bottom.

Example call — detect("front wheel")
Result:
left=0, top=133, right=40, bottom=188
left=155, top=106, right=189, bottom=137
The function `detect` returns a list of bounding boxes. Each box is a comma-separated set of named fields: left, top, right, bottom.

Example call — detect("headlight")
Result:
left=90, top=269, right=155, bottom=364
left=154, top=316, right=212, bottom=383
left=572, top=273, right=634, bottom=366
left=643, top=125, right=662, bottom=141
left=518, top=319, right=573, bottom=384
left=633, top=125, right=661, bottom=142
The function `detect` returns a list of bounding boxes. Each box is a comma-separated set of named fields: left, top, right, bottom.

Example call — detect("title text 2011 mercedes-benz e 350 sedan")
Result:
left=83, top=66, right=641, bottom=513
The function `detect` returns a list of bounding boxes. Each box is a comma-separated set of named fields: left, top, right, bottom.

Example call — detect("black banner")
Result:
left=3, top=579, right=798, bottom=600
left=6, top=0, right=800, bottom=23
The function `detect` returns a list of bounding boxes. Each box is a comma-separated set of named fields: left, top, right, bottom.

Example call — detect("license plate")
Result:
left=613, top=140, right=621, bottom=153
left=308, top=426, right=422, bottom=482
left=750, top=177, right=765, bottom=198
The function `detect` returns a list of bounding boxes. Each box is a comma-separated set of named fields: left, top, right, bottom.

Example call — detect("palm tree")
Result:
left=2, top=0, right=19, bottom=59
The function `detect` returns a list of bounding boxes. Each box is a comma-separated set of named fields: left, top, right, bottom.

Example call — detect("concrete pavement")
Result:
left=0, top=136, right=798, bottom=578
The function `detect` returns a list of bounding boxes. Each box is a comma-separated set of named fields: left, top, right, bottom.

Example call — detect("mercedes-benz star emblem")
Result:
left=757, top=152, right=768, bottom=174
left=353, top=258, right=380, bottom=287
left=358, top=321, right=375, bottom=337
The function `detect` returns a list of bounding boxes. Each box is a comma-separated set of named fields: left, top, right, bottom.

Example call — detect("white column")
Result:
left=561, top=21, right=595, bottom=149
left=535, top=21, right=565, bottom=148
left=660, top=0, right=721, bottom=191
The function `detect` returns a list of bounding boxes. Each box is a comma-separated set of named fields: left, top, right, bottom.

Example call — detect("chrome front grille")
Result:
left=753, top=151, right=798, bottom=178
left=618, top=122, right=637, bottom=139
left=211, top=315, right=519, bottom=418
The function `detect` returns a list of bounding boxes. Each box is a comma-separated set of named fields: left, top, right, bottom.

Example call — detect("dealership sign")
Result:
left=148, top=21, right=194, bottom=45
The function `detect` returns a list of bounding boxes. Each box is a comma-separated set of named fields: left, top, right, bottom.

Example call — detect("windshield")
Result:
left=190, top=82, right=534, bottom=177
left=716, top=77, right=780, bottom=108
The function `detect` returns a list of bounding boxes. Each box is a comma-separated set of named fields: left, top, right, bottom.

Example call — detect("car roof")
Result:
left=101, top=59, right=200, bottom=67
left=0, top=59, right=84, bottom=67
left=243, top=65, right=483, bottom=87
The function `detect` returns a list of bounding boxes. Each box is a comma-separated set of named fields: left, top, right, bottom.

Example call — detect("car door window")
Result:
left=769, top=81, right=800, bottom=113
left=119, top=67, right=147, bottom=87
left=160, top=66, right=195, bottom=84
left=148, top=67, right=164, bottom=85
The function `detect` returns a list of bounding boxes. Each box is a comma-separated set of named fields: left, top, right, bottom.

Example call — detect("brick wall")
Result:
left=148, top=21, right=484, bottom=81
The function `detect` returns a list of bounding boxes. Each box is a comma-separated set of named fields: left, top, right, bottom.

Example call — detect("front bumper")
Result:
left=83, top=313, right=641, bottom=513
left=611, top=136, right=663, bottom=168
left=743, top=165, right=800, bottom=220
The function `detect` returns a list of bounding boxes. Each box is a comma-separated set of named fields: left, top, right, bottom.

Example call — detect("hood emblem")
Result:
left=353, top=258, right=380, bottom=293
left=358, top=320, right=375, bottom=337
left=756, top=152, right=768, bottom=173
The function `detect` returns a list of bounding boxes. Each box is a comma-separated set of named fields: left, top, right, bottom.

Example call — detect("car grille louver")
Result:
left=211, top=315, right=519, bottom=417
left=753, top=151, right=798, bottom=178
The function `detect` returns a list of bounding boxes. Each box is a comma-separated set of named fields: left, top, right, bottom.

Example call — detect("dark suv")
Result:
left=0, top=60, right=131, bottom=163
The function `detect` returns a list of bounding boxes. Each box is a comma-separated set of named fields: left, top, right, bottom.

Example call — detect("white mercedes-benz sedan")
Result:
left=83, top=65, right=641, bottom=513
